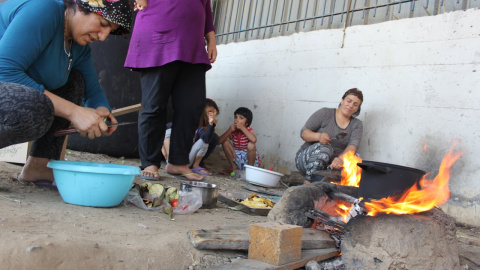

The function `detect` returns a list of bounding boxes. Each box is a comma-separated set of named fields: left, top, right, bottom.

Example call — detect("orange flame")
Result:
left=364, top=144, right=462, bottom=216
left=340, top=151, right=362, bottom=186
left=335, top=203, right=351, bottom=223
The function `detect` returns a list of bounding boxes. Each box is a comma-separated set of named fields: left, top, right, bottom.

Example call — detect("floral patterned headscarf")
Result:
left=77, top=0, right=132, bottom=35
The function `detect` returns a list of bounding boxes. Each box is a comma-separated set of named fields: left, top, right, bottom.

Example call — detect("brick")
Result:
left=248, top=222, right=302, bottom=265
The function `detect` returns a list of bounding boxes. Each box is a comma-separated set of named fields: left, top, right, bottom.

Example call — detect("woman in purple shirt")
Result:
left=125, top=0, right=217, bottom=181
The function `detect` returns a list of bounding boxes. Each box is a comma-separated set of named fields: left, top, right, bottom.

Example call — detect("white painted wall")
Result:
left=207, top=9, right=480, bottom=226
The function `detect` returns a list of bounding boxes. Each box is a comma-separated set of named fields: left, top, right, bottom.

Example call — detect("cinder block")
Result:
left=248, top=222, right=302, bottom=265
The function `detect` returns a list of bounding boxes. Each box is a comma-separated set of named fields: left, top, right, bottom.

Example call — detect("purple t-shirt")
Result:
left=124, top=0, right=215, bottom=70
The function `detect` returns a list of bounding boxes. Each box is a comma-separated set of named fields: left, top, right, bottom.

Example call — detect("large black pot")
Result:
left=357, top=161, right=426, bottom=200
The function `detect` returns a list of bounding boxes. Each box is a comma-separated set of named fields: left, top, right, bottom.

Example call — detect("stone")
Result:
left=248, top=222, right=302, bottom=265
left=267, top=182, right=359, bottom=227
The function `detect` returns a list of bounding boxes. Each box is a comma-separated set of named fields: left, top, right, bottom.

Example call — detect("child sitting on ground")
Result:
left=162, top=99, right=220, bottom=177
left=219, top=107, right=261, bottom=174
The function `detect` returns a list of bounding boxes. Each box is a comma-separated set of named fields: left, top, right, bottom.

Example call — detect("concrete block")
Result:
left=248, top=222, right=302, bottom=265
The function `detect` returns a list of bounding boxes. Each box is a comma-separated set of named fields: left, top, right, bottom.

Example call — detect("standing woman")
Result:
left=125, top=0, right=217, bottom=181
left=0, top=0, right=132, bottom=187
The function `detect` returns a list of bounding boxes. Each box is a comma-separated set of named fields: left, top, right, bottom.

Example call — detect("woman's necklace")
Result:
left=63, top=39, right=71, bottom=58
left=63, top=10, right=71, bottom=58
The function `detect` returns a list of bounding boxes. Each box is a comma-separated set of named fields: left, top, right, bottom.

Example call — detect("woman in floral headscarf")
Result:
left=0, top=0, right=132, bottom=189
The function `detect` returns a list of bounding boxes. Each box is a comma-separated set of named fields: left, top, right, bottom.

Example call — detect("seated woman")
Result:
left=295, top=88, right=364, bottom=184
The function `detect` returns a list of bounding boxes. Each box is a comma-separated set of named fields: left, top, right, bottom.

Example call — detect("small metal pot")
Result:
left=357, top=160, right=426, bottom=200
left=179, top=181, right=219, bottom=209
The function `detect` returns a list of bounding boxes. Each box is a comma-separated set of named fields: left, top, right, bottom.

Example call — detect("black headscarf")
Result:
left=75, top=0, right=132, bottom=35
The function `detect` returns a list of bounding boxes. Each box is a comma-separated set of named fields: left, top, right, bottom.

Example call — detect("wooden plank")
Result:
left=111, top=103, right=143, bottom=117
left=188, top=226, right=335, bottom=250
left=203, top=248, right=339, bottom=270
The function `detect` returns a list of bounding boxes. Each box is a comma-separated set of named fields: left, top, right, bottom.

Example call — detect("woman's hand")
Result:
left=96, top=106, right=117, bottom=136
left=134, top=0, right=148, bottom=11
left=68, top=107, right=116, bottom=139
left=205, top=31, right=217, bottom=63
left=330, top=157, right=343, bottom=169
left=318, top=132, right=332, bottom=145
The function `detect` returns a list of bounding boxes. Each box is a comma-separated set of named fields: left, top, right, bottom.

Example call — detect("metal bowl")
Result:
left=179, top=181, right=219, bottom=209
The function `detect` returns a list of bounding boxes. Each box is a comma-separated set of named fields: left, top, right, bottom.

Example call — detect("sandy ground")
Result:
left=0, top=150, right=279, bottom=270
left=1, top=150, right=479, bottom=270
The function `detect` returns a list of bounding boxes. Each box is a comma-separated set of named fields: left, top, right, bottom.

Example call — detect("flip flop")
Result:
left=140, top=170, right=161, bottom=181
left=16, top=177, right=58, bottom=191
left=191, top=167, right=212, bottom=176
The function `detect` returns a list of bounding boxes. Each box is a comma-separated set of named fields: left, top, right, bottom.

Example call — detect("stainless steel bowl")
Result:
left=179, top=181, right=219, bottom=209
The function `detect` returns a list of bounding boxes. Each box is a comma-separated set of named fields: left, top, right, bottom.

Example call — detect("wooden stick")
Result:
left=111, top=103, right=143, bottom=117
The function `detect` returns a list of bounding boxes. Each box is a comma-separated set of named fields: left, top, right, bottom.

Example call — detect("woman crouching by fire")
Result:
left=295, top=88, right=364, bottom=184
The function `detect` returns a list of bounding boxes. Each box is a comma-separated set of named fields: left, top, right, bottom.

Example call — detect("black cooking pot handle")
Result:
left=357, top=162, right=392, bottom=174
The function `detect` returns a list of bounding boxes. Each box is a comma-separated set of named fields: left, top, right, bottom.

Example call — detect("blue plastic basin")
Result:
left=47, top=161, right=140, bottom=207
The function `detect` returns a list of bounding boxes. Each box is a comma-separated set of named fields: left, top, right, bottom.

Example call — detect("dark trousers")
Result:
left=138, top=61, right=206, bottom=168
left=0, top=70, right=85, bottom=159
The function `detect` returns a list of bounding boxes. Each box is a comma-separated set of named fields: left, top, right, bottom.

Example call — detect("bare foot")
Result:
left=303, top=180, right=311, bottom=185
left=141, top=165, right=160, bottom=180
left=165, top=164, right=204, bottom=181
left=18, top=156, right=54, bottom=182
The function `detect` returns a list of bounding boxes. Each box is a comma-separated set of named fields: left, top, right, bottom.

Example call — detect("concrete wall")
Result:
left=206, top=8, right=480, bottom=226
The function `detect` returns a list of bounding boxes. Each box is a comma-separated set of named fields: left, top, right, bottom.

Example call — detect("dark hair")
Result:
left=206, top=98, right=219, bottom=115
left=234, top=107, right=253, bottom=127
left=199, top=98, right=220, bottom=128
left=339, top=88, right=364, bottom=117
left=64, top=0, right=89, bottom=14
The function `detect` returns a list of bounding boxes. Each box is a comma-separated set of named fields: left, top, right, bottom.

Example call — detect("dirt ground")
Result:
left=0, top=149, right=479, bottom=270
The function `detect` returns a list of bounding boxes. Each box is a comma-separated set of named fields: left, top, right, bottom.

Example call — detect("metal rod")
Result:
left=263, top=0, right=272, bottom=38
left=220, top=0, right=227, bottom=43
left=350, top=0, right=357, bottom=25
left=303, top=0, right=311, bottom=28
left=312, top=0, right=319, bottom=28
left=232, top=0, right=240, bottom=42
left=330, top=0, right=338, bottom=25
left=251, top=0, right=259, bottom=37
left=340, top=0, right=347, bottom=22
left=238, top=0, right=247, bottom=39
left=278, top=0, right=286, bottom=32
left=286, top=0, right=293, bottom=31
left=245, top=0, right=253, bottom=38
left=256, top=0, right=266, bottom=38
left=321, top=0, right=327, bottom=26
left=225, top=0, right=234, bottom=42
left=271, top=0, right=279, bottom=35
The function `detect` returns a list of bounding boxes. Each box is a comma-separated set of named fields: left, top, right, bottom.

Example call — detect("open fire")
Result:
left=335, top=143, right=462, bottom=220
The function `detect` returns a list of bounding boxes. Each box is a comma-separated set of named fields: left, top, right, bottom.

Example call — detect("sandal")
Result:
left=140, top=170, right=161, bottom=181
left=191, top=167, right=212, bottom=176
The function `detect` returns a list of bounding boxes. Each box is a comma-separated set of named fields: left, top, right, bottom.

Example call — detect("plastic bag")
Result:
left=172, top=190, right=203, bottom=214
left=124, top=188, right=164, bottom=212
left=124, top=188, right=202, bottom=214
